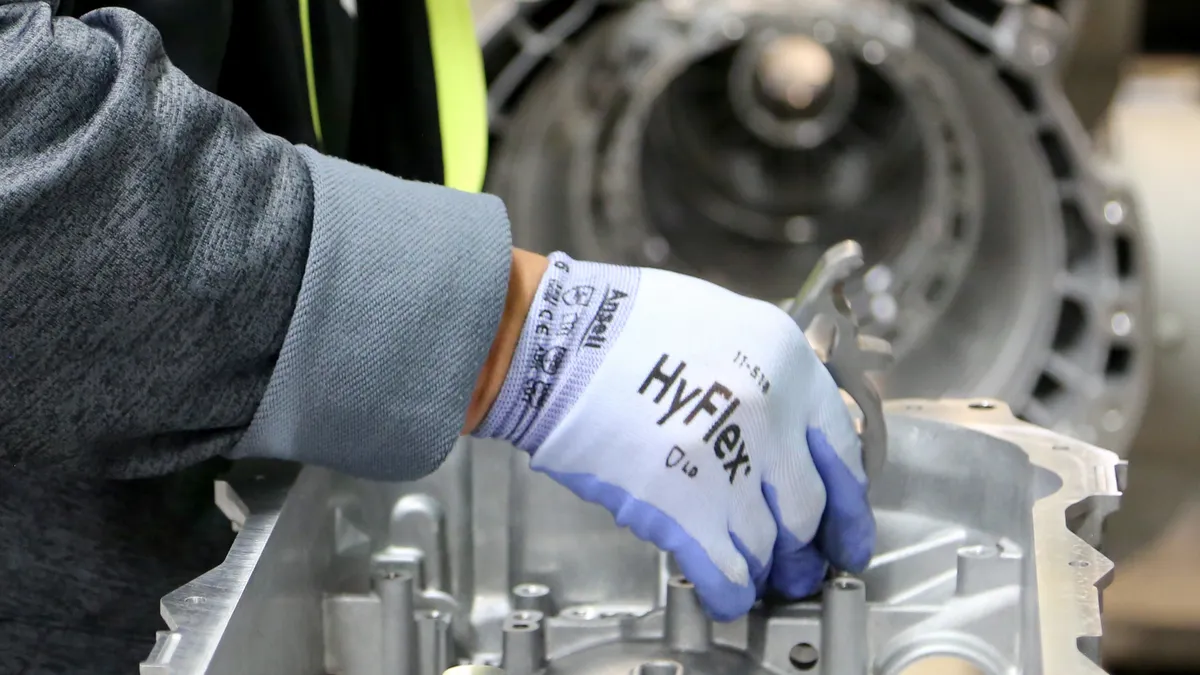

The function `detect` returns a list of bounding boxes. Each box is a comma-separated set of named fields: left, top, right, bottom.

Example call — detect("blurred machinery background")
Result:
left=467, top=0, right=1200, bottom=671
left=1096, top=4, right=1200, bottom=670
left=478, top=0, right=1153, bottom=455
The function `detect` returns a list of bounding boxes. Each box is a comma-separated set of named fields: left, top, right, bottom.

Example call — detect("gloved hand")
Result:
left=474, top=253, right=874, bottom=621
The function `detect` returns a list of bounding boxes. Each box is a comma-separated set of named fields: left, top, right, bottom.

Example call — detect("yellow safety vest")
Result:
left=297, top=0, right=489, bottom=193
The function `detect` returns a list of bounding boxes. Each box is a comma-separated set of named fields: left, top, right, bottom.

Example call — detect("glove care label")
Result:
left=476, top=253, right=642, bottom=453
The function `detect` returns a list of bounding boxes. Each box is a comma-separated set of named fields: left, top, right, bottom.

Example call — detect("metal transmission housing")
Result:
left=479, top=0, right=1152, bottom=453
left=930, top=0, right=1143, bottom=131
left=141, top=401, right=1126, bottom=675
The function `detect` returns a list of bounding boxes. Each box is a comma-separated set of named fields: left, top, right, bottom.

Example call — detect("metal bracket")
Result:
left=781, top=240, right=894, bottom=482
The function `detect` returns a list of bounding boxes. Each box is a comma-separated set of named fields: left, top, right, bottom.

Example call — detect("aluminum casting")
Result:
left=142, top=399, right=1125, bottom=674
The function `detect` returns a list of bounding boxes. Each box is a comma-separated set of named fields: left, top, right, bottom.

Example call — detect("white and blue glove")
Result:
left=474, top=253, right=874, bottom=621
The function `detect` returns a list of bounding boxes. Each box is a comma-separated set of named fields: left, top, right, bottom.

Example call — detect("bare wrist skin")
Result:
left=462, top=248, right=550, bottom=434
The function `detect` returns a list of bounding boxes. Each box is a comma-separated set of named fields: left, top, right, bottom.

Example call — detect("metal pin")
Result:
left=511, top=583, right=554, bottom=616
left=955, top=544, right=1016, bottom=596
left=664, top=576, right=711, bottom=652
left=417, top=609, right=454, bottom=675
left=820, top=574, right=869, bottom=675
left=376, top=570, right=419, bottom=675
left=501, top=610, right=546, bottom=675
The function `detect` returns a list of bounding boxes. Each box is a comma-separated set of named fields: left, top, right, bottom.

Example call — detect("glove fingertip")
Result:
left=767, top=544, right=828, bottom=600
left=822, top=512, right=876, bottom=573
left=542, top=469, right=758, bottom=622
left=700, top=585, right=758, bottom=624
left=806, top=427, right=863, bottom=489
left=673, top=546, right=757, bottom=622
left=806, top=427, right=877, bottom=572
left=730, top=531, right=772, bottom=596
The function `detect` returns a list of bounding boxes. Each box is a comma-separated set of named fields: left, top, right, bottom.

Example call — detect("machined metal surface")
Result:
left=143, top=400, right=1125, bottom=675
left=481, top=0, right=1153, bottom=454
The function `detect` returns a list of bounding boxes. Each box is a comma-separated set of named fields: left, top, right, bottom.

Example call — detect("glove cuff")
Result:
left=473, top=253, right=641, bottom=453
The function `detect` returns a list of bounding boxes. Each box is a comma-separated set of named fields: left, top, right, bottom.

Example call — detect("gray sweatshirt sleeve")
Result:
left=0, top=1, right=512, bottom=480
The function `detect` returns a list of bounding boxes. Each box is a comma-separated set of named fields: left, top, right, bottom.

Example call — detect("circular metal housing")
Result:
left=482, top=0, right=1151, bottom=453
left=149, top=402, right=1127, bottom=675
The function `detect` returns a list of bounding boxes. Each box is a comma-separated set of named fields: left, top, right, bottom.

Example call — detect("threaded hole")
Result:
left=789, top=643, right=820, bottom=671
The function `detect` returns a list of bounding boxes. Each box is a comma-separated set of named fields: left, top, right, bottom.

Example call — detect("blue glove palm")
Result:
left=475, top=253, right=874, bottom=620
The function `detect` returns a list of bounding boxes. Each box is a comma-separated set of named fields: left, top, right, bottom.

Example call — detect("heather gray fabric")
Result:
left=0, top=2, right=512, bottom=672
left=237, top=148, right=512, bottom=480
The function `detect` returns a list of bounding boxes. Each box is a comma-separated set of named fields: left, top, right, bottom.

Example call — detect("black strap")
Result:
left=345, top=0, right=445, bottom=184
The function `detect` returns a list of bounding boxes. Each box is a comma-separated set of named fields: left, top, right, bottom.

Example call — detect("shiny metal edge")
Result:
left=891, top=397, right=1122, bottom=674
left=140, top=461, right=305, bottom=675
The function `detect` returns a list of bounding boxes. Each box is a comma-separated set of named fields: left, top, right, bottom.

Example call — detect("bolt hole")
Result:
left=513, top=583, right=550, bottom=597
left=789, top=643, right=819, bottom=671
left=1069, top=560, right=1090, bottom=568
left=833, top=577, right=863, bottom=591
left=670, top=575, right=693, bottom=588
left=958, top=544, right=998, bottom=558
left=968, top=401, right=996, bottom=410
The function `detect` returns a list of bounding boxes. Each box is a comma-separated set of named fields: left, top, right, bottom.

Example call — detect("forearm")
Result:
left=0, top=1, right=312, bottom=476
left=463, top=249, right=550, bottom=434
left=1, top=2, right=514, bottom=481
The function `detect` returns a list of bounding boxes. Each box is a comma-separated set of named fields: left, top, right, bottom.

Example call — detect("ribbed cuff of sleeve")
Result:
left=235, top=147, right=512, bottom=480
